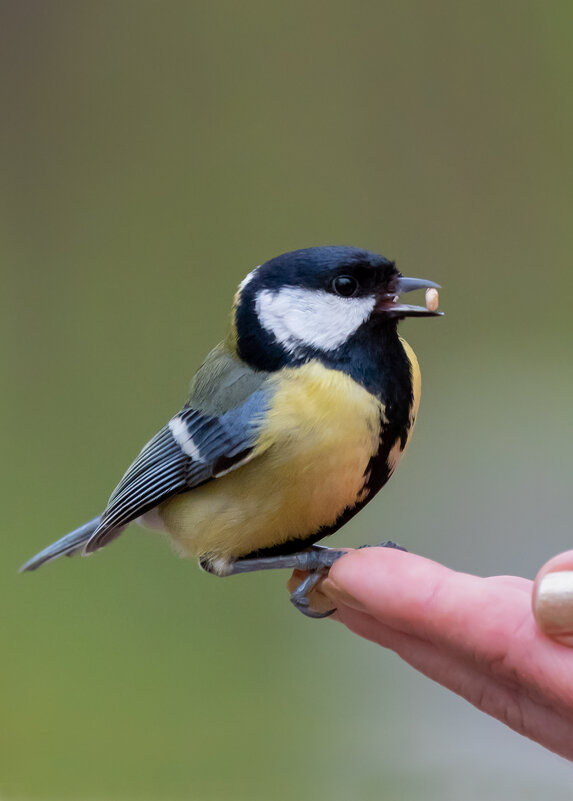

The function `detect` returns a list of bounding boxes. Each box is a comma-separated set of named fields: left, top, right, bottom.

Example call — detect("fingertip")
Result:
left=324, top=546, right=445, bottom=619
left=534, top=550, right=573, bottom=583
left=326, top=544, right=424, bottom=590
left=533, top=551, right=573, bottom=646
left=289, top=547, right=449, bottom=623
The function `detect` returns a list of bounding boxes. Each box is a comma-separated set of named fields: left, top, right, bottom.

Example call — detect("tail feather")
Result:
left=19, top=516, right=102, bottom=573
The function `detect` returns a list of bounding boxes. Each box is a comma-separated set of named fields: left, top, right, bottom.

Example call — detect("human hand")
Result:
left=290, top=548, right=573, bottom=761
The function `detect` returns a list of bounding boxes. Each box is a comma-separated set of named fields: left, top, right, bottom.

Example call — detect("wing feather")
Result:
left=84, top=390, right=268, bottom=553
left=108, top=425, right=179, bottom=503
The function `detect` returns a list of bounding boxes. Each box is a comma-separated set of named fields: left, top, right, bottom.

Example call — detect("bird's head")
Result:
left=233, top=246, right=441, bottom=371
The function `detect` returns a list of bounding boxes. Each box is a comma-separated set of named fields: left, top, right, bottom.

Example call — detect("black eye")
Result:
left=332, top=275, right=359, bottom=297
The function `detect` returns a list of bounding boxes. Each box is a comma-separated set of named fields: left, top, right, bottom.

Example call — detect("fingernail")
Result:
left=534, top=571, right=573, bottom=643
left=321, top=577, right=366, bottom=612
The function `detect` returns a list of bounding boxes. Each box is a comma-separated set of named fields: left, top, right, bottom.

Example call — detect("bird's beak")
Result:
left=375, top=276, right=443, bottom=318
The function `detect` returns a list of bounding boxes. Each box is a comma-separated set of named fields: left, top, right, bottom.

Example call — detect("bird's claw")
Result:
left=358, top=540, right=408, bottom=552
left=289, top=568, right=337, bottom=618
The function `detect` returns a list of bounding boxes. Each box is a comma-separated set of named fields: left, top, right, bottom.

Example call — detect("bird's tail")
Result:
left=19, top=516, right=101, bottom=573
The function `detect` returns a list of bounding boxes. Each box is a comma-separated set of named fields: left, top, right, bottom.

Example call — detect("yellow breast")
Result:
left=159, top=361, right=385, bottom=567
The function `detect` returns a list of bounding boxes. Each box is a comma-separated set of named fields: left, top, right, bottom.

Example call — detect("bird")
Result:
left=20, top=246, right=442, bottom=617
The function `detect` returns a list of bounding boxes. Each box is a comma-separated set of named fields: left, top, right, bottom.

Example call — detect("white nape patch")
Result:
left=238, top=265, right=260, bottom=292
left=168, top=416, right=203, bottom=461
left=255, top=286, right=375, bottom=353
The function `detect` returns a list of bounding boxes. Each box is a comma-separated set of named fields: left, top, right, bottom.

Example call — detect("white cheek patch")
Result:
left=255, top=286, right=376, bottom=354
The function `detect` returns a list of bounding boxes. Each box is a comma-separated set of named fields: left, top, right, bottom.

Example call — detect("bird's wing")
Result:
left=84, top=389, right=269, bottom=553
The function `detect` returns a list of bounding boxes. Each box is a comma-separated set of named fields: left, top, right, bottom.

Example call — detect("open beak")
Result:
left=376, top=276, right=443, bottom=318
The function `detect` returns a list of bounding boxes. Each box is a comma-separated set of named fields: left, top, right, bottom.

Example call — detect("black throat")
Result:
left=317, top=316, right=413, bottom=436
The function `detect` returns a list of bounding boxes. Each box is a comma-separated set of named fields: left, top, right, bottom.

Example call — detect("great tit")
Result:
left=21, top=246, right=441, bottom=617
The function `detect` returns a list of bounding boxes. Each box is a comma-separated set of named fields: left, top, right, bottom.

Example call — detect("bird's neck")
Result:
left=320, top=323, right=414, bottom=419
left=235, top=308, right=416, bottom=430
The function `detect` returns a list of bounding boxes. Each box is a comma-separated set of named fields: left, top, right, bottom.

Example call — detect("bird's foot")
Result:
left=199, top=545, right=345, bottom=618
left=289, top=542, right=409, bottom=617
left=199, top=542, right=407, bottom=619
left=358, top=540, right=408, bottom=552
left=200, top=544, right=346, bottom=577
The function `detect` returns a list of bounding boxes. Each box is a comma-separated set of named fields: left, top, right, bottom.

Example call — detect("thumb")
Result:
left=533, top=550, right=573, bottom=646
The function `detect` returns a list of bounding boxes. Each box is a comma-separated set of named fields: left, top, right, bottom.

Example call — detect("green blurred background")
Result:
left=3, top=2, right=573, bottom=799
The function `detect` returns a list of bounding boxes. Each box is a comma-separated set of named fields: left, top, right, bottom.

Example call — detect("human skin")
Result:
left=289, top=548, right=573, bottom=761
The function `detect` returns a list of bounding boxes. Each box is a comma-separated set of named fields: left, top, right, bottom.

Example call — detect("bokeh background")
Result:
left=3, top=2, right=573, bottom=799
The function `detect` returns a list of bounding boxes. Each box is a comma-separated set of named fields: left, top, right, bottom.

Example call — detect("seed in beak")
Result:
left=425, top=288, right=439, bottom=313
